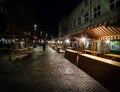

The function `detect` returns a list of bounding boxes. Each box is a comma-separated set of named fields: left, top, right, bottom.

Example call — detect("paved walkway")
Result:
left=0, top=46, right=110, bottom=92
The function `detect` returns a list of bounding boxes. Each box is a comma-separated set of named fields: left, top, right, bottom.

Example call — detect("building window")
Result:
left=85, top=0, right=88, bottom=6
left=78, top=17, right=81, bottom=25
left=61, top=26, right=67, bottom=34
left=94, top=5, right=101, bottom=18
left=73, top=20, right=76, bottom=28
left=110, top=0, right=120, bottom=10
left=69, top=24, right=71, bottom=30
left=84, top=12, right=89, bottom=22
left=116, top=0, right=120, bottom=8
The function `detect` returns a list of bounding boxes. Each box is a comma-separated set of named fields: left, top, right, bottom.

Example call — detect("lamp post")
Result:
left=34, top=24, right=37, bottom=31
left=33, top=24, right=37, bottom=46
left=105, top=40, right=110, bottom=54
left=40, top=31, right=42, bottom=36
left=39, top=31, right=42, bottom=43
left=45, top=33, right=48, bottom=38
left=65, top=39, right=70, bottom=48
left=81, top=37, right=86, bottom=51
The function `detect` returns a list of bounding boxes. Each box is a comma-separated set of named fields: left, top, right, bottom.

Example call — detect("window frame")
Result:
left=94, top=5, right=101, bottom=18
left=84, top=12, right=89, bottom=22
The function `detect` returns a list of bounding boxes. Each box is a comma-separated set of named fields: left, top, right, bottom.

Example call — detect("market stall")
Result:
left=0, top=27, right=33, bottom=61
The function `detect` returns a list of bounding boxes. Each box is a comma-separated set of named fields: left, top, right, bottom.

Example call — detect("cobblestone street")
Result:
left=0, top=46, right=110, bottom=92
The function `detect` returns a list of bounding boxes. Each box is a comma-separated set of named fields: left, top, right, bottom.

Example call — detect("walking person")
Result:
left=43, top=43, right=46, bottom=51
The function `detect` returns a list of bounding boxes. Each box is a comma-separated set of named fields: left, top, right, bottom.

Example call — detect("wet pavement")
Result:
left=0, top=46, right=110, bottom=92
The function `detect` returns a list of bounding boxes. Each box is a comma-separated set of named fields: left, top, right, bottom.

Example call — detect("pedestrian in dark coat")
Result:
left=43, top=43, right=46, bottom=51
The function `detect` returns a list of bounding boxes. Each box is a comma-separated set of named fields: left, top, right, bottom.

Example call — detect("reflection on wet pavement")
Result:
left=0, top=46, right=110, bottom=92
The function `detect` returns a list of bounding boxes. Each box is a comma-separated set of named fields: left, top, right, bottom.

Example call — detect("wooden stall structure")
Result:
left=69, top=24, right=120, bottom=62
left=77, top=53, right=120, bottom=92
left=0, top=28, right=33, bottom=61
left=64, top=49, right=78, bottom=65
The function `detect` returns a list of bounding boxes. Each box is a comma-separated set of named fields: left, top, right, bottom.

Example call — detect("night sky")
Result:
left=8, top=0, right=82, bottom=38
left=31, top=0, right=82, bottom=38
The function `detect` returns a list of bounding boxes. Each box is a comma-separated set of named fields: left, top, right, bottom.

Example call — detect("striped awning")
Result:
left=86, top=25, right=120, bottom=40
left=69, top=18, right=120, bottom=41
left=70, top=31, right=96, bottom=41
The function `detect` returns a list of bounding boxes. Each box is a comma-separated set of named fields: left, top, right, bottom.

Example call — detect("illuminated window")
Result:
left=110, top=0, right=120, bottom=10
left=84, top=12, right=89, bottom=22
left=94, top=5, right=101, bottom=18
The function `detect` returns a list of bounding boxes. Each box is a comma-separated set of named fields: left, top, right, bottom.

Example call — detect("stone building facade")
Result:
left=58, top=0, right=120, bottom=54
left=59, top=0, right=120, bottom=37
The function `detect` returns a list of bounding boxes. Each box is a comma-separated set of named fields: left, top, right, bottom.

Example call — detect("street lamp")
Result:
left=81, top=37, right=86, bottom=51
left=45, top=33, right=48, bottom=38
left=81, top=37, right=86, bottom=42
left=106, top=40, right=110, bottom=43
left=33, top=24, right=38, bottom=46
left=65, top=39, right=70, bottom=43
left=40, top=31, right=42, bottom=36
left=34, top=24, right=37, bottom=31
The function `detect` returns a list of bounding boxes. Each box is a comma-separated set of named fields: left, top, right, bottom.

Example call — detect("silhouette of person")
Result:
left=43, top=43, right=46, bottom=51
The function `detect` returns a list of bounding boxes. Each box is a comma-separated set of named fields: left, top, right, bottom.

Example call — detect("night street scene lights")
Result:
left=81, top=37, right=86, bottom=43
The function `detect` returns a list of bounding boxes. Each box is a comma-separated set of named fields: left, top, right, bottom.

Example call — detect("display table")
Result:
left=104, top=54, right=120, bottom=60
left=78, top=54, right=120, bottom=92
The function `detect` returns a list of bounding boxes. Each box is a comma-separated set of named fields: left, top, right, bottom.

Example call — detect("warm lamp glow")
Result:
left=34, top=24, right=37, bottom=31
left=34, top=24, right=37, bottom=28
left=106, top=40, right=110, bottom=43
left=66, top=39, right=70, bottom=43
left=57, top=40, right=60, bottom=43
left=60, top=41, right=63, bottom=44
left=82, top=37, right=86, bottom=42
